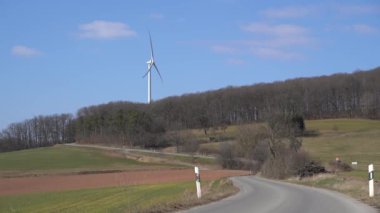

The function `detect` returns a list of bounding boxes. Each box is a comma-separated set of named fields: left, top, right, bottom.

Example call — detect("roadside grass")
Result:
left=0, top=178, right=237, bottom=213
left=0, top=145, right=175, bottom=177
left=288, top=174, right=380, bottom=210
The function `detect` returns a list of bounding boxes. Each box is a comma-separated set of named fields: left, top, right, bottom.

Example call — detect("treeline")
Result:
left=152, top=67, right=380, bottom=129
left=69, top=66, right=380, bottom=147
left=0, top=114, right=75, bottom=152
left=1, top=67, right=379, bottom=152
left=75, top=103, right=166, bottom=147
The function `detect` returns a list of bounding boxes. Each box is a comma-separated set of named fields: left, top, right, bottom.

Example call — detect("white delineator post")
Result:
left=194, top=166, right=201, bottom=198
left=369, top=164, right=375, bottom=197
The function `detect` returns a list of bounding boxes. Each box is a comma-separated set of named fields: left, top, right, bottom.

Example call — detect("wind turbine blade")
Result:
left=149, top=31, right=154, bottom=59
left=142, top=67, right=151, bottom=78
left=153, top=63, right=163, bottom=82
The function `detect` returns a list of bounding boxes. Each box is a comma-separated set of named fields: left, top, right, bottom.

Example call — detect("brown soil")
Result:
left=0, top=169, right=249, bottom=196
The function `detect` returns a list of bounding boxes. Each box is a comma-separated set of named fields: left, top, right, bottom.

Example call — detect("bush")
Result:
left=291, top=115, right=305, bottom=136
left=217, top=143, right=239, bottom=169
left=261, top=145, right=293, bottom=179
left=262, top=148, right=318, bottom=179
left=251, top=140, right=270, bottom=165
left=261, top=156, right=289, bottom=179
left=297, top=161, right=326, bottom=178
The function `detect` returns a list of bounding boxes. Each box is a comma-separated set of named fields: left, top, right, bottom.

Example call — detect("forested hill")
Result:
left=1, top=67, right=380, bottom=151
left=151, top=66, right=380, bottom=128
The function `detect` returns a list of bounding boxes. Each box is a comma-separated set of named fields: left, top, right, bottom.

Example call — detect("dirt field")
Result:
left=0, top=169, right=249, bottom=196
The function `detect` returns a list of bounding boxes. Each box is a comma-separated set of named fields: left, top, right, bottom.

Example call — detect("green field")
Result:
left=0, top=145, right=175, bottom=176
left=0, top=178, right=235, bottom=213
left=303, top=119, right=380, bottom=180
left=0, top=181, right=194, bottom=213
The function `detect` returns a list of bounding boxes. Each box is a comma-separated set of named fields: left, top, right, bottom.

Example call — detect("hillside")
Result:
left=190, top=119, right=380, bottom=176
left=1, top=67, right=380, bottom=151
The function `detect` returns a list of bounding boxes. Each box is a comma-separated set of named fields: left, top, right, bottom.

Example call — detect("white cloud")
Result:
left=226, top=58, right=246, bottom=65
left=242, top=23, right=308, bottom=37
left=260, top=6, right=314, bottom=18
left=211, top=22, right=312, bottom=61
left=150, top=13, right=164, bottom=20
left=240, top=36, right=313, bottom=48
left=349, top=24, right=378, bottom=34
left=240, top=22, right=311, bottom=60
left=11, top=45, right=41, bottom=57
left=78, top=20, right=137, bottom=39
left=252, top=47, right=301, bottom=60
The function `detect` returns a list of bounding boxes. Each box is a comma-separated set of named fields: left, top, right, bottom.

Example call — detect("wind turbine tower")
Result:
left=143, top=32, right=162, bottom=104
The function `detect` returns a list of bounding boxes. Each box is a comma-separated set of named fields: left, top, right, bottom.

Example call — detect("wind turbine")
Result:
left=143, top=32, right=162, bottom=104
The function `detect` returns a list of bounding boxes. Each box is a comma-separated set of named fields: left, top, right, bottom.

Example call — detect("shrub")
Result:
left=297, top=161, right=326, bottom=178
left=217, top=143, right=239, bottom=169
left=261, top=145, right=294, bottom=179
left=262, top=148, right=319, bottom=179
left=291, top=115, right=305, bottom=136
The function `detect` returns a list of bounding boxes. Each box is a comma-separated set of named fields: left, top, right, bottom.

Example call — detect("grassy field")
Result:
left=0, top=179, right=236, bottom=213
left=0, top=145, right=176, bottom=177
left=303, top=119, right=380, bottom=180
left=0, top=182, right=192, bottom=213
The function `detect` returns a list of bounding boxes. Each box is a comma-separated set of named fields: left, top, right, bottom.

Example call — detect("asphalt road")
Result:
left=185, top=176, right=377, bottom=213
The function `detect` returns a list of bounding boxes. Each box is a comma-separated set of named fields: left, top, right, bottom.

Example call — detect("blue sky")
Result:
left=1, top=0, right=380, bottom=130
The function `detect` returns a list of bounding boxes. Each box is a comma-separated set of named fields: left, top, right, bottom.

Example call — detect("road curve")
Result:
left=184, top=176, right=377, bottom=213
